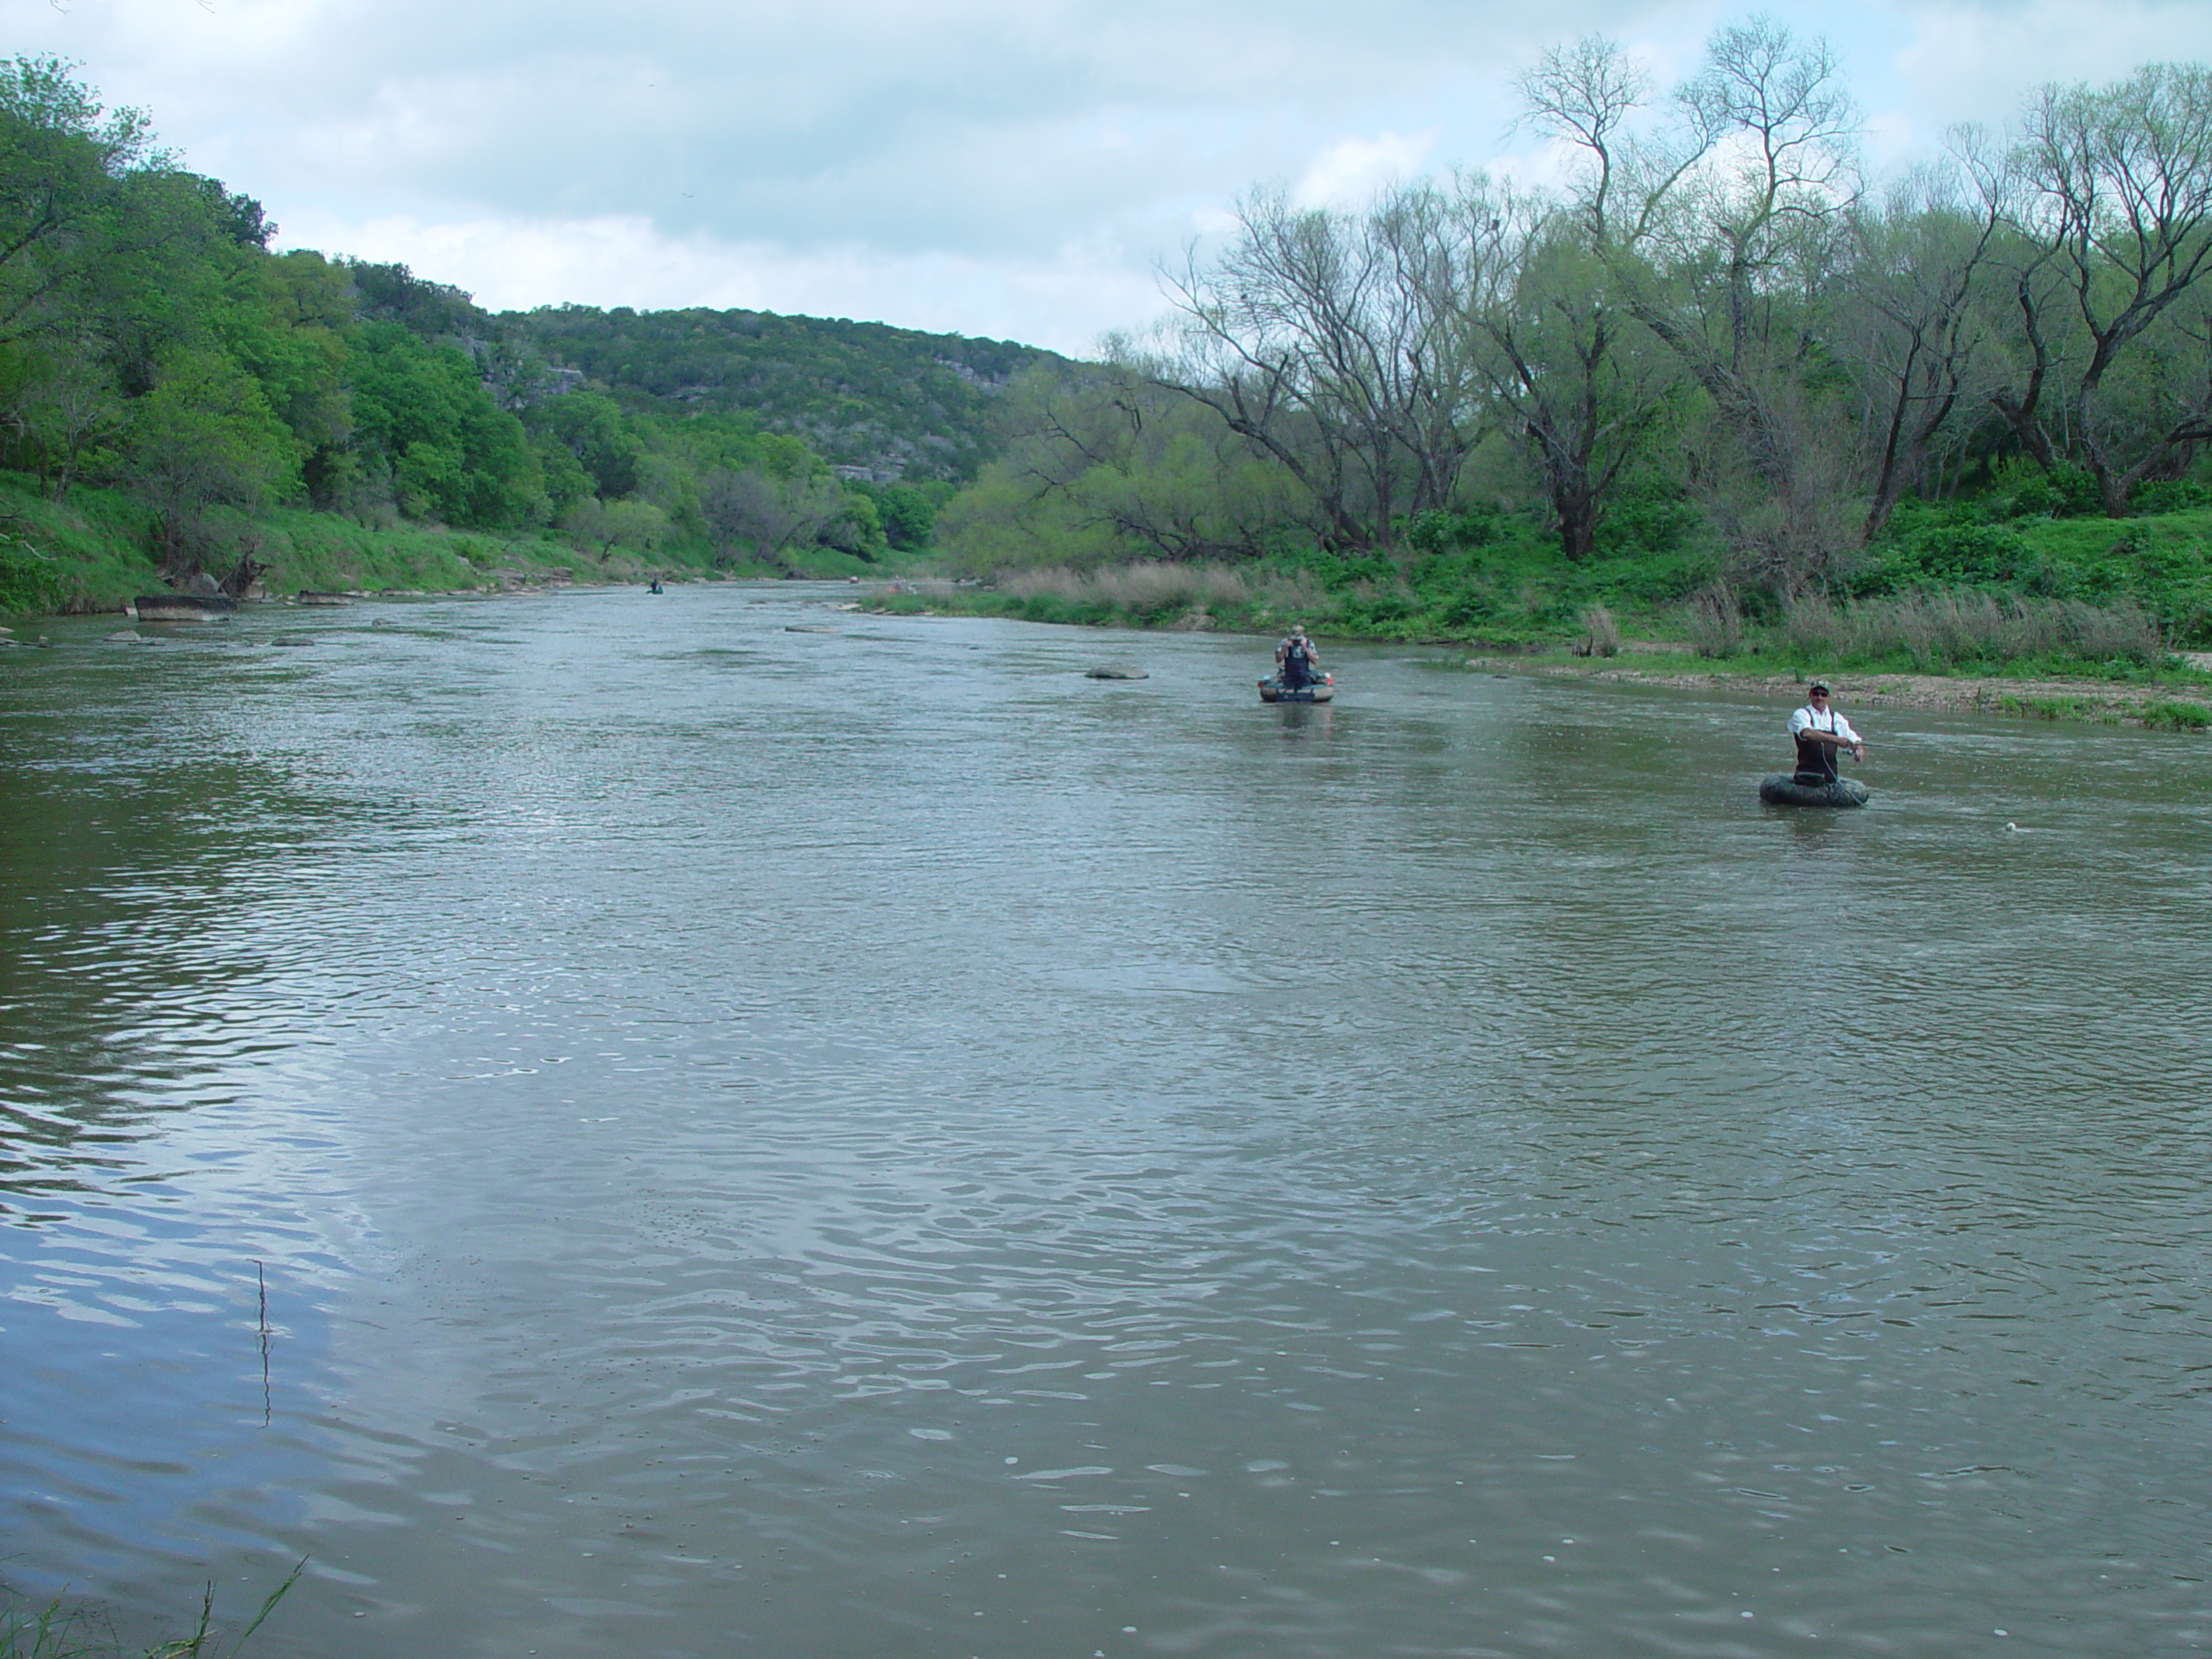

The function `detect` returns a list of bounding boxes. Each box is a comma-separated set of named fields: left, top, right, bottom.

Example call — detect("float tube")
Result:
left=1259, top=674, right=1333, bottom=703
left=1759, top=772, right=1870, bottom=808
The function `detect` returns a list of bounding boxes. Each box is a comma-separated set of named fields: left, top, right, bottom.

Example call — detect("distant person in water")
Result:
left=1788, top=682, right=1866, bottom=784
left=1276, top=626, right=1320, bottom=690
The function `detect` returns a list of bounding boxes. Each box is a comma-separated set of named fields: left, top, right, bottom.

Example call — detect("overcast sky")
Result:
left=20, top=0, right=2212, bottom=354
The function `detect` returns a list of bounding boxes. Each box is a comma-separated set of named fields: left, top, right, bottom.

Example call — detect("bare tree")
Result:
left=1157, top=185, right=1493, bottom=552
left=1456, top=186, right=1680, bottom=559
left=1505, top=41, right=1699, bottom=558
left=1840, top=161, right=2005, bottom=538
left=1517, top=34, right=1652, bottom=244
left=2000, top=63, right=2212, bottom=513
left=1599, top=18, right=1864, bottom=586
left=699, top=467, right=844, bottom=565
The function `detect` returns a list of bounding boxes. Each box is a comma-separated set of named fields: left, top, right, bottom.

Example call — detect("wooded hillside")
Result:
left=0, top=54, right=1043, bottom=611
left=509, top=306, right=1055, bottom=484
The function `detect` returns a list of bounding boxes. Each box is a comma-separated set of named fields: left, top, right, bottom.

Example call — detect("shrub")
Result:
left=1577, top=604, right=1621, bottom=657
left=1403, top=506, right=1500, bottom=554
left=1686, top=582, right=1744, bottom=658
left=1986, top=458, right=2101, bottom=520
left=2140, top=698, right=2212, bottom=730
left=1904, top=523, right=2034, bottom=586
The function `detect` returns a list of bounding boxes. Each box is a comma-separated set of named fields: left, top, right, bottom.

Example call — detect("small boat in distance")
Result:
left=1259, top=673, right=1334, bottom=703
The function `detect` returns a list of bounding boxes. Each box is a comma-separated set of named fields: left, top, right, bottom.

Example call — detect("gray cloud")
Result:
left=32, top=0, right=1643, bottom=247
left=20, top=0, right=2211, bottom=346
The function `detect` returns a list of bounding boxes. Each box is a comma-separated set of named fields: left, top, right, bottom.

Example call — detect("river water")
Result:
left=3, top=587, right=2209, bottom=1658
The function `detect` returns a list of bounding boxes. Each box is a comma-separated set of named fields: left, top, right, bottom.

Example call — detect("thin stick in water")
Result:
left=257, top=1261, right=270, bottom=1427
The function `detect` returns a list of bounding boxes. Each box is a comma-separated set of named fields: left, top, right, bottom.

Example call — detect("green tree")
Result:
left=0, top=334, right=124, bottom=498
left=126, top=346, right=297, bottom=572
left=873, top=481, right=950, bottom=550
left=0, top=54, right=155, bottom=350
left=521, top=387, right=640, bottom=498
left=345, top=322, right=543, bottom=526
left=212, top=249, right=353, bottom=502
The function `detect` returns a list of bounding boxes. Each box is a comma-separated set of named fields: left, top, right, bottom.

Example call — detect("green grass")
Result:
left=1, top=1565, right=301, bottom=1659
left=1872, top=499, right=2212, bottom=647
left=0, top=474, right=585, bottom=615
left=0, top=467, right=925, bottom=620
left=2139, top=697, right=2212, bottom=730
left=871, top=529, right=1717, bottom=647
left=0, top=476, right=165, bottom=615
left=869, top=548, right=2212, bottom=690
left=908, top=482, right=2212, bottom=676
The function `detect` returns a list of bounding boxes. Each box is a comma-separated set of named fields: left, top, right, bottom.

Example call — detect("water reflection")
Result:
left=3, top=593, right=2210, bottom=1657
left=0, top=750, right=351, bottom=1202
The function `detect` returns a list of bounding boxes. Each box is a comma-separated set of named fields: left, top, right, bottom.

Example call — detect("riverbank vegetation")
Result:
left=903, top=26, right=2212, bottom=683
left=10, top=30, right=2212, bottom=696
left=0, top=55, right=1018, bottom=616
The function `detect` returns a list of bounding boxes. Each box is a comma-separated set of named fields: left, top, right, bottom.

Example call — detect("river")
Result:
left=3, top=586, right=2209, bottom=1657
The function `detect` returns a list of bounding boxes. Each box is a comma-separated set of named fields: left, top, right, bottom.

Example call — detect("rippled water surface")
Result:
left=4, top=588, right=2212, bottom=1657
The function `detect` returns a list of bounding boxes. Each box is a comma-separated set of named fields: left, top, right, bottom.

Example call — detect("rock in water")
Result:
left=1085, top=666, right=1148, bottom=679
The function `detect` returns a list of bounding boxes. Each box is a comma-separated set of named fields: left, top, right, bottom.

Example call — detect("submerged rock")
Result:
left=1085, top=665, right=1148, bottom=680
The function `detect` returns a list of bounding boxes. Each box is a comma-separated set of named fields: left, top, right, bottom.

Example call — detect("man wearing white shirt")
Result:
left=1786, top=682, right=1866, bottom=785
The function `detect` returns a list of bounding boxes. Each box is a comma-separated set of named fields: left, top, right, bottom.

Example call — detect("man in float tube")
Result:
left=1788, top=682, right=1866, bottom=785
left=1276, top=626, right=1320, bottom=690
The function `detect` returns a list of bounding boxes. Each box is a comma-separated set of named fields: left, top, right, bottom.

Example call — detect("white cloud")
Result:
left=1891, top=0, right=2212, bottom=130
left=1292, top=132, right=1440, bottom=209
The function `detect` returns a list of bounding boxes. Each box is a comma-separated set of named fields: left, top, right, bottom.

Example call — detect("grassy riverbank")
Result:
left=0, top=475, right=890, bottom=619
left=855, top=497, right=2212, bottom=726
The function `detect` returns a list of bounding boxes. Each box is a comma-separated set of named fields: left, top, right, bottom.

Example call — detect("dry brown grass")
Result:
left=1576, top=604, right=1621, bottom=658
left=1778, top=591, right=2164, bottom=668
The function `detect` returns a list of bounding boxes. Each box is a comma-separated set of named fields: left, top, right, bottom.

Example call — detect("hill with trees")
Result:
left=0, top=54, right=1039, bottom=613
left=507, top=305, right=1056, bottom=485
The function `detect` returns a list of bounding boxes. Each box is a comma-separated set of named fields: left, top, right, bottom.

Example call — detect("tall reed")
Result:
left=1577, top=604, right=1621, bottom=658
left=998, top=562, right=1253, bottom=610
left=1777, top=591, right=2164, bottom=670
left=1686, top=584, right=1744, bottom=658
